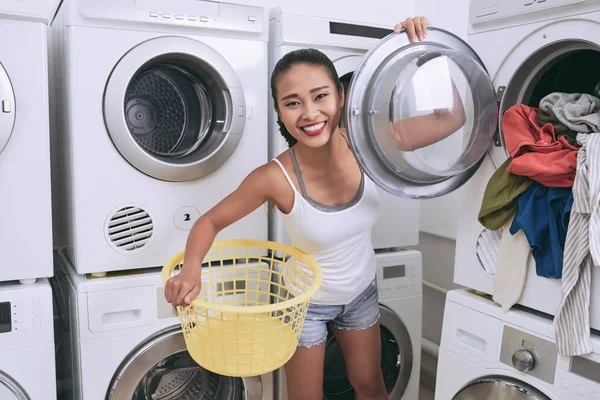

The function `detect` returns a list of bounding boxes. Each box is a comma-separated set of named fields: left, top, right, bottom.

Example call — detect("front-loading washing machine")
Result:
left=49, top=0, right=269, bottom=275
left=52, top=248, right=275, bottom=400
left=274, top=250, right=422, bottom=400
left=453, top=0, right=600, bottom=328
left=436, top=288, right=600, bottom=399
left=0, top=279, right=56, bottom=399
left=0, top=1, right=60, bottom=283
left=267, top=7, right=420, bottom=251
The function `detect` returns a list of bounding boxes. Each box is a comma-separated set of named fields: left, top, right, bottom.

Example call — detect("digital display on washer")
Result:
left=0, top=302, right=11, bottom=333
left=329, top=22, right=393, bottom=39
left=383, top=265, right=406, bottom=279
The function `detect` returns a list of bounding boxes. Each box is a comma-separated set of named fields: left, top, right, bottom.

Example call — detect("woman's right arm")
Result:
left=165, top=162, right=279, bottom=306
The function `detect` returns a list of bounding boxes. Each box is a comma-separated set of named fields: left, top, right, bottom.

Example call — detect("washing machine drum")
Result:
left=453, top=376, right=550, bottom=399
left=104, top=36, right=246, bottom=182
left=0, top=373, right=29, bottom=400
left=322, top=305, right=413, bottom=399
left=0, top=61, right=15, bottom=157
left=107, top=327, right=261, bottom=400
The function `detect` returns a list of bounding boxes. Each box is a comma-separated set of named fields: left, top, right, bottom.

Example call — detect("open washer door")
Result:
left=0, top=61, right=15, bottom=157
left=104, top=36, right=246, bottom=182
left=346, top=27, right=498, bottom=199
left=0, top=372, right=29, bottom=400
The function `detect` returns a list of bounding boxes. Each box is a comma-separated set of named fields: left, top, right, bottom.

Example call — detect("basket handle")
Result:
left=161, top=250, right=186, bottom=286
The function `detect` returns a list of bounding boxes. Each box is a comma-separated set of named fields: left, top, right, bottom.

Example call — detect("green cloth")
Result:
left=478, top=158, right=534, bottom=230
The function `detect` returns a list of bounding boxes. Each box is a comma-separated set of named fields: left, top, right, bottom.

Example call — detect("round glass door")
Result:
left=0, top=62, right=15, bottom=156
left=104, top=36, right=246, bottom=182
left=346, top=27, right=497, bottom=199
left=107, top=327, right=262, bottom=399
left=453, top=376, right=550, bottom=399
left=0, top=372, right=29, bottom=400
left=322, top=305, right=413, bottom=399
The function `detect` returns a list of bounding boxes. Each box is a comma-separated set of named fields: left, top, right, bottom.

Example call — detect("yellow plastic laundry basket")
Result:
left=162, top=239, right=323, bottom=377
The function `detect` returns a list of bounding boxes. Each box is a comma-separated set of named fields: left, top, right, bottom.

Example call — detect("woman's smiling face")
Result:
left=275, top=63, right=345, bottom=148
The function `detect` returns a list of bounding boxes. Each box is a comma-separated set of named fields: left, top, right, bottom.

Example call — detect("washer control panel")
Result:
left=376, top=250, right=422, bottom=300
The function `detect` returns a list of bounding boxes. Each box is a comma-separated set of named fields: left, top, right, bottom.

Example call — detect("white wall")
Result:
left=234, top=0, right=415, bottom=27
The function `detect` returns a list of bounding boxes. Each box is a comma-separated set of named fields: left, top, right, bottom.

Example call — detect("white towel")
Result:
left=554, top=133, right=600, bottom=356
left=493, top=216, right=532, bottom=312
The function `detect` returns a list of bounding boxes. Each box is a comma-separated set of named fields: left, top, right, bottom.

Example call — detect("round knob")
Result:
left=512, top=349, right=535, bottom=372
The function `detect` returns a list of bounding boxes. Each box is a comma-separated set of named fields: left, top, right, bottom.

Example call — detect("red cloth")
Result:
left=502, top=104, right=578, bottom=187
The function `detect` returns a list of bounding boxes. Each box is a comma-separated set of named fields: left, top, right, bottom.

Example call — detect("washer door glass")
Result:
left=453, top=376, right=551, bottom=399
left=104, top=36, right=246, bottom=182
left=0, top=372, right=29, bottom=400
left=346, top=27, right=497, bottom=199
left=107, top=327, right=262, bottom=400
left=322, top=305, right=413, bottom=399
left=0, top=62, right=15, bottom=156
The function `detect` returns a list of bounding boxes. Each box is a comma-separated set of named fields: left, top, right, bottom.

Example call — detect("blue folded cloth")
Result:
left=509, top=182, right=574, bottom=279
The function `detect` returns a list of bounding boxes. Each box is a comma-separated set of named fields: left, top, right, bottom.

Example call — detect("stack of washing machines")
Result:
left=47, top=0, right=273, bottom=398
left=0, top=1, right=60, bottom=399
left=435, top=1, right=600, bottom=398
left=0, top=0, right=429, bottom=399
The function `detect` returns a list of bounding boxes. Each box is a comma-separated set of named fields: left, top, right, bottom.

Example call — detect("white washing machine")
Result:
left=52, top=248, right=275, bottom=400
left=0, top=1, right=59, bottom=283
left=436, top=288, right=600, bottom=399
left=49, top=0, right=269, bottom=275
left=454, top=0, right=600, bottom=326
left=274, top=250, right=422, bottom=400
left=267, top=7, right=420, bottom=250
left=0, top=279, right=56, bottom=399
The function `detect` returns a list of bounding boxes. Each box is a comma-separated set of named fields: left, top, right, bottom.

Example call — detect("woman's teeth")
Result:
left=302, top=122, right=325, bottom=132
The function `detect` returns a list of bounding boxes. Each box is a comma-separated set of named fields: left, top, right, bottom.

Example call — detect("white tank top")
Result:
left=272, top=152, right=380, bottom=305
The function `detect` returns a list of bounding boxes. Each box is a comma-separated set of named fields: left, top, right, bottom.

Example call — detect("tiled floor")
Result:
left=419, top=385, right=435, bottom=400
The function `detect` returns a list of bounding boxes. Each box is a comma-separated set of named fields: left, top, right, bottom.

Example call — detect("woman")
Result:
left=166, top=16, right=461, bottom=400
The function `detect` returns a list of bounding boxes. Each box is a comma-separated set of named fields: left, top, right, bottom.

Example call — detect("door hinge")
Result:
left=493, top=86, right=505, bottom=147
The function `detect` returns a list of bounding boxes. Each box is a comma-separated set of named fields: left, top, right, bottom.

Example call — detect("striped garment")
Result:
left=554, top=133, right=600, bottom=356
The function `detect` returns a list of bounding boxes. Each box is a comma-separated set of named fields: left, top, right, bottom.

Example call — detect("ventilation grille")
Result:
left=107, top=206, right=153, bottom=251
left=475, top=228, right=502, bottom=275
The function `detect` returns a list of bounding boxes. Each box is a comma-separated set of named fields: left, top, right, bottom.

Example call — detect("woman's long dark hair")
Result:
left=271, top=48, right=343, bottom=147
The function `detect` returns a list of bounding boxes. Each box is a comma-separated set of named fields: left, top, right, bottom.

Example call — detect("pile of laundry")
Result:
left=478, top=92, right=600, bottom=356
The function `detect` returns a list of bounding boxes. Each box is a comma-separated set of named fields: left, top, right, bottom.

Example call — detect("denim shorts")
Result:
left=298, top=279, right=380, bottom=348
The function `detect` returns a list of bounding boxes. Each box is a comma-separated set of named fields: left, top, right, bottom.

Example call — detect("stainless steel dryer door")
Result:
left=322, top=305, right=413, bottom=400
left=346, top=27, right=498, bottom=199
left=104, top=36, right=246, bottom=182
left=0, top=62, right=15, bottom=156
left=0, top=372, right=29, bottom=400
left=106, top=326, right=264, bottom=400
left=453, top=376, right=551, bottom=399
